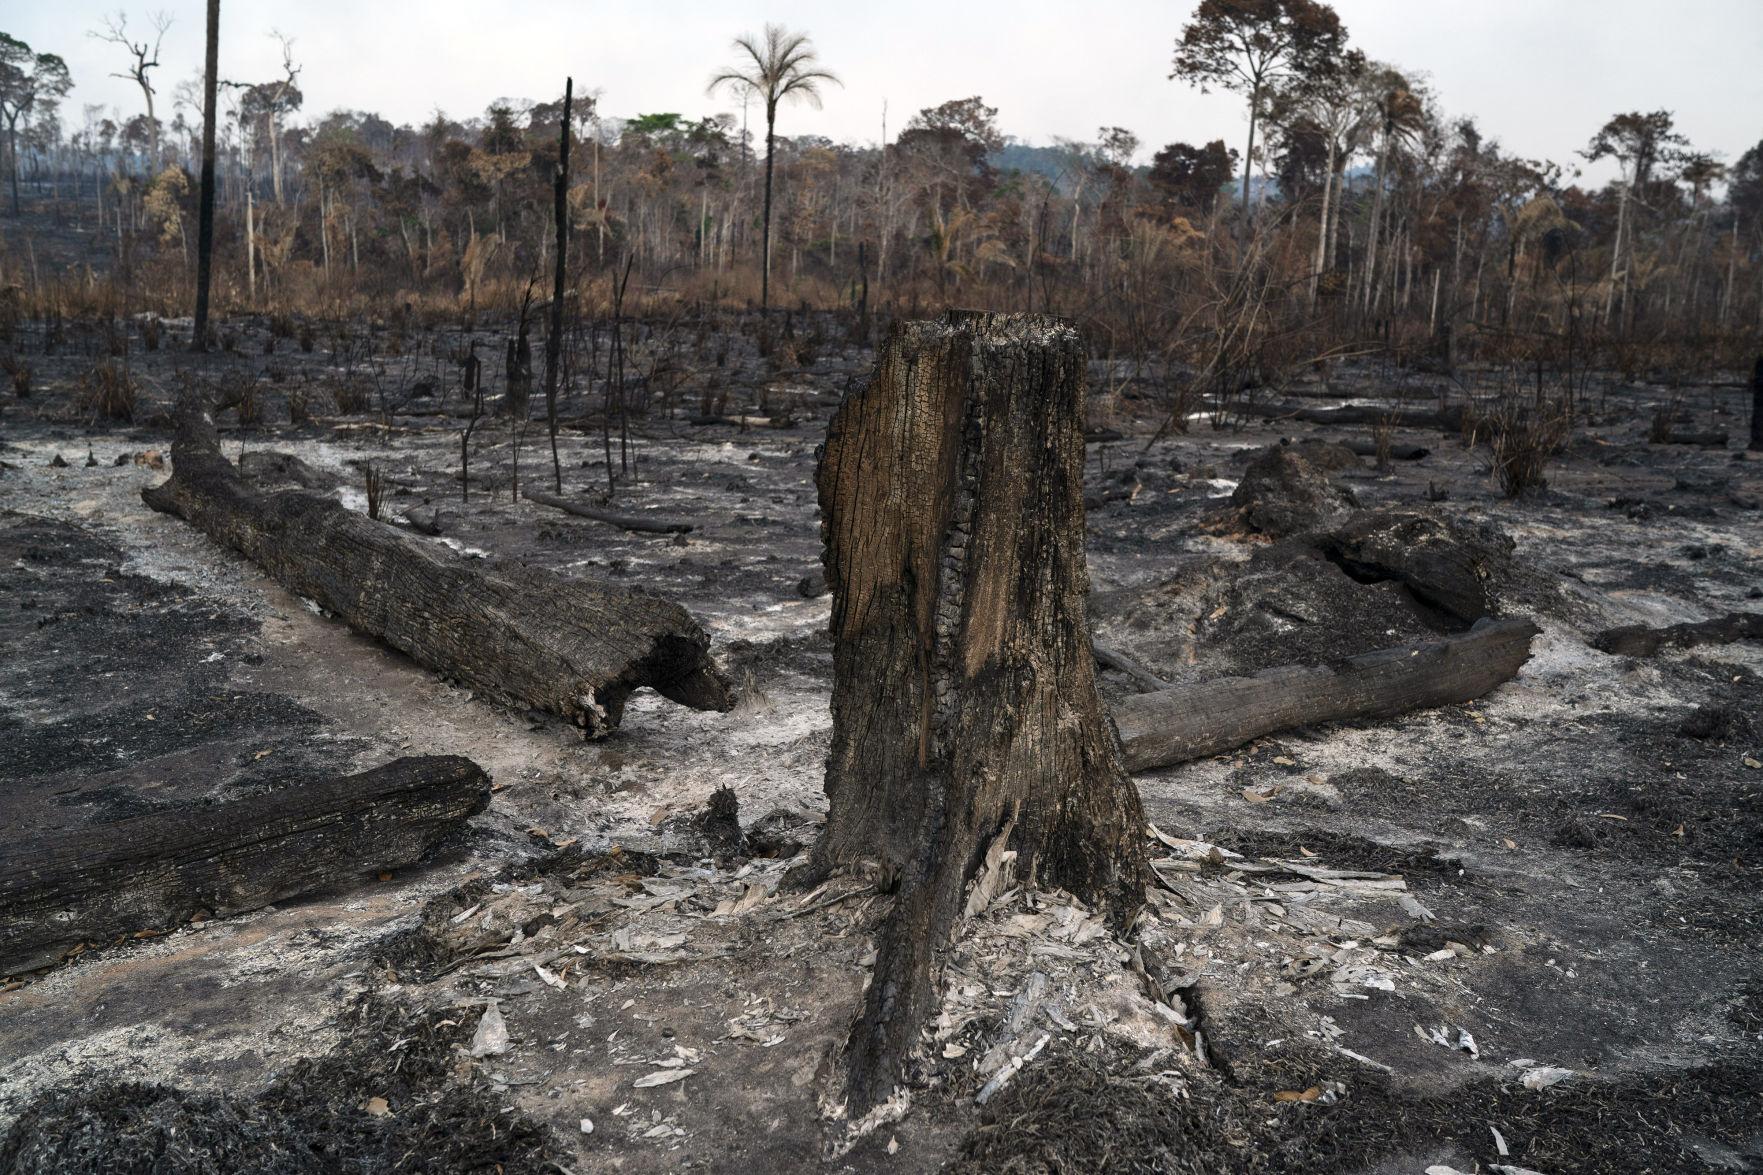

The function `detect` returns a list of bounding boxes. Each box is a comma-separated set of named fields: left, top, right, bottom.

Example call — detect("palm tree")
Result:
left=708, top=24, right=838, bottom=311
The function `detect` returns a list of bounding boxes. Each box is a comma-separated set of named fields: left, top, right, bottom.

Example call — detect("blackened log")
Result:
left=1344, top=439, right=1431, bottom=461
left=0, top=756, right=489, bottom=975
left=1114, top=617, right=1539, bottom=772
left=523, top=488, right=694, bottom=534
left=809, top=311, right=1146, bottom=1113
left=142, top=403, right=729, bottom=733
left=1656, top=431, right=1730, bottom=447
left=1592, top=612, right=1763, bottom=658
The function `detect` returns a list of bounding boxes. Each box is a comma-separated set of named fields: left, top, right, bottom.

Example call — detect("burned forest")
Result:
left=3, top=3, right=1763, bottom=1172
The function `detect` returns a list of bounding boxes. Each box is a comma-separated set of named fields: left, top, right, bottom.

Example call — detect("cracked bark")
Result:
left=806, top=311, right=1146, bottom=1114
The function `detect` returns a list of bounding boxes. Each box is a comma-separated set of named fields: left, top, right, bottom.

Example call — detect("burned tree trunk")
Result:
left=809, top=312, right=1146, bottom=1113
left=143, top=403, right=730, bottom=734
left=1, top=756, right=489, bottom=976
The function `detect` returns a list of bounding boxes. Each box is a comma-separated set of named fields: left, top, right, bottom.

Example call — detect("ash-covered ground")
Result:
left=1, top=312, right=1760, bottom=1173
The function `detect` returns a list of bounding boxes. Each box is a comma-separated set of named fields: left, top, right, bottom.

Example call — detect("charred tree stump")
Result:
left=808, top=312, right=1147, bottom=1113
left=1113, top=617, right=1540, bottom=772
left=143, top=403, right=729, bottom=734
left=1, top=756, right=489, bottom=976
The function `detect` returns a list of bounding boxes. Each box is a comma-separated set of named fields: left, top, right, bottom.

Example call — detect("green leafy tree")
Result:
left=1170, top=0, right=1345, bottom=223
left=708, top=23, right=839, bottom=310
left=0, top=32, right=73, bottom=216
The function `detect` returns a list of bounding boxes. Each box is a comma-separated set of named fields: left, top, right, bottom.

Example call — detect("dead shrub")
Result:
left=3, top=354, right=29, bottom=398
left=142, top=316, right=161, bottom=351
left=269, top=313, right=296, bottom=340
left=236, top=380, right=263, bottom=426
left=364, top=464, right=385, bottom=521
left=1487, top=398, right=1572, bottom=497
left=1648, top=397, right=1680, bottom=443
left=79, top=360, right=138, bottom=422
left=332, top=379, right=370, bottom=414
left=298, top=322, right=316, bottom=353
left=1372, top=417, right=1395, bottom=473
left=0, top=285, right=21, bottom=342
left=288, top=386, right=312, bottom=425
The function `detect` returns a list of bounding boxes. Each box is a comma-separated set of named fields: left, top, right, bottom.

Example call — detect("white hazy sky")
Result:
left=12, top=0, right=1762, bottom=183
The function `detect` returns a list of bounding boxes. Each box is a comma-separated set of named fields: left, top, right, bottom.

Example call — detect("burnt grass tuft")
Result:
left=950, top=1042, right=1763, bottom=1174
left=0, top=997, right=561, bottom=1174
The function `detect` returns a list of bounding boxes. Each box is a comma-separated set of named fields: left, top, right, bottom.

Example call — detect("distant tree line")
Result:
left=2, top=5, right=1760, bottom=376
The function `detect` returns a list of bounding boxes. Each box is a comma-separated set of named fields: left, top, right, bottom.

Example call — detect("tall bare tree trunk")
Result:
left=807, top=311, right=1146, bottom=1113
left=760, top=109, right=777, bottom=310
left=1604, top=174, right=1629, bottom=326
left=1240, top=82, right=1259, bottom=223
left=1363, top=134, right=1390, bottom=317
left=1309, top=137, right=1337, bottom=310
left=192, top=2, right=220, bottom=350
left=545, top=78, right=572, bottom=493
left=245, top=185, right=256, bottom=305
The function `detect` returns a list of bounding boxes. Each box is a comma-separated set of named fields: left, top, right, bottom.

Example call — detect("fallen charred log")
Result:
left=1249, top=402, right=1466, bottom=432
left=142, top=402, right=730, bottom=733
left=1592, top=612, right=1763, bottom=657
left=523, top=488, right=695, bottom=534
left=0, top=756, right=490, bottom=975
left=1344, top=439, right=1431, bottom=461
left=1655, top=431, right=1730, bottom=447
left=1113, top=617, right=1539, bottom=772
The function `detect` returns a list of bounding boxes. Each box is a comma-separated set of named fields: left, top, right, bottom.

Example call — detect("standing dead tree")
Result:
left=803, top=312, right=1147, bottom=1114
left=190, top=0, right=219, bottom=351
left=546, top=77, right=573, bottom=492
left=143, top=400, right=731, bottom=734
left=90, top=11, right=171, bottom=170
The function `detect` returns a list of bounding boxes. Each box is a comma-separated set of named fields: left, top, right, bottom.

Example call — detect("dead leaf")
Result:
left=1241, top=785, right=1277, bottom=804
left=1273, top=1086, right=1321, bottom=1102
left=1520, top=1066, right=1575, bottom=1090
left=633, top=1068, right=695, bottom=1088
left=362, top=1097, right=390, bottom=1117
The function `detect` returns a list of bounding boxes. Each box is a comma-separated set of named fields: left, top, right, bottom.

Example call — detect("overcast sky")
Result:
left=12, top=0, right=1762, bottom=184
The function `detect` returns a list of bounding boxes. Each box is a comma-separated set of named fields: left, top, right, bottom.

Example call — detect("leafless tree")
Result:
left=90, top=10, right=172, bottom=170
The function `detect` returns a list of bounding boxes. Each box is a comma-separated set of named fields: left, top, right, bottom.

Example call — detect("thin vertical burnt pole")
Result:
left=546, top=77, right=573, bottom=492
left=191, top=0, right=220, bottom=352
